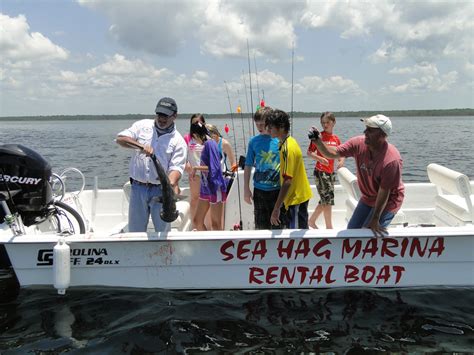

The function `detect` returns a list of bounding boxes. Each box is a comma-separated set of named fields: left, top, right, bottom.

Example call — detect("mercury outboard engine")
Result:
left=0, top=144, right=53, bottom=226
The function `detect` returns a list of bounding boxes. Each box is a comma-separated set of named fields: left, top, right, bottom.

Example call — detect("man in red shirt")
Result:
left=309, top=114, right=404, bottom=237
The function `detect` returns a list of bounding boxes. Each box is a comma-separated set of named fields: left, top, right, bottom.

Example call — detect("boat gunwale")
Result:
left=2, top=225, right=473, bottom=244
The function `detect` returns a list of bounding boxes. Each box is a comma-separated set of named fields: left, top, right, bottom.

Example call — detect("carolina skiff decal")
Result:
left=36, top=248, right=120, bottom=266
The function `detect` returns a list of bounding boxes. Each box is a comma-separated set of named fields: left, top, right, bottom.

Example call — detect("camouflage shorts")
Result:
left=314, top=170, right=336, bottom=205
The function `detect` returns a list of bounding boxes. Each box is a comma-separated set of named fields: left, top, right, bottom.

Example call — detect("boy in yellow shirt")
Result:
left=266, top=109, right=312, bottom=229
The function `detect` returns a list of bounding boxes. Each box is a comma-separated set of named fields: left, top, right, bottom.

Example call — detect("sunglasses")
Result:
left=156, top=113, right=174, bottom=119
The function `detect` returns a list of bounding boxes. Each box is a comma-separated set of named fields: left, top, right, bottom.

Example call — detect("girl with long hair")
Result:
left=190, top=122, right=227, bottom=230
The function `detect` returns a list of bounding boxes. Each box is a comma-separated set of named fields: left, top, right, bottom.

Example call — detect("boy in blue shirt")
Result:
left=244, top=107, right=281, bottom=229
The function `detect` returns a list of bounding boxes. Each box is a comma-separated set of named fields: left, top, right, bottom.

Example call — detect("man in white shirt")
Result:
left=116, top=97, right=187, bottom=232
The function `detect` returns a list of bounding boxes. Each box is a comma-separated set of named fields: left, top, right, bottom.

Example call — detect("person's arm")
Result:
left=270, top=177, right=291, bottom=226
left=307, top=150, right=329, bottom=166
left=185, top=161, right=192, bottom=174
left=116, top=135, right=143, bottom=149
left=309, top=129, right=340, bottom=160
left=313, top=139, right=339, bottom=159
left=306, top=142, right=329, bottom=165
left=167, top=139, right=187, bottom=194
left=336, top=157, right=345, bottom=170
left=116, top=135, right=155, bottom=156
left=243, top=166, right=253, bottom=204
left=365, top=187, right=391, bottom=237
left=168, top=170, right=182, bottom=195
left=223, top=139, right=237, bottom=171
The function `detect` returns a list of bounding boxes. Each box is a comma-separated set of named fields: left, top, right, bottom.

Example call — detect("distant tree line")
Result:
left=1, top=108, right=473, bottom=121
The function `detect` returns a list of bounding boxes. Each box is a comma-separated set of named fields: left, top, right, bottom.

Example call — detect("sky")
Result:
left=1, top=0, right=473, bottom=116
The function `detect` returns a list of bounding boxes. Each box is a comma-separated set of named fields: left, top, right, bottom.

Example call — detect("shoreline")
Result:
left=1, top=108, right=473, bottom=121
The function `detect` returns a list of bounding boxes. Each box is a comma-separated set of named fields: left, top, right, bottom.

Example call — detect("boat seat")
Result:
left=122, top=182, right=191, bottom=231
left=337, top=167, right=361, bottom=221
left=337, top=167, right=406, bottom=225
left=427, top=163, right=473, bottom=226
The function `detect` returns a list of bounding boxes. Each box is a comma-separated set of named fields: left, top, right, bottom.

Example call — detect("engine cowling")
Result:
left=0, top=144, right=53, bottom=226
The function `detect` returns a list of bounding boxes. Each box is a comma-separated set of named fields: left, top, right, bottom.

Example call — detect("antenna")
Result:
left=290, top=42, right=295, bottom=136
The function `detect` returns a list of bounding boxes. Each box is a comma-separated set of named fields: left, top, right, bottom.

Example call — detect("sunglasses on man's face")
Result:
left=156, top=113, right=174, bottom=119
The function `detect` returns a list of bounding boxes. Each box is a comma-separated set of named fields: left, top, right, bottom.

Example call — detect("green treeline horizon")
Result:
left=1, top=108, right=473, bottom=121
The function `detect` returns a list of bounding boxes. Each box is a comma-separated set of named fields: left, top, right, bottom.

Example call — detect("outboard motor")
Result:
left=0, top=144, right=53, bottom=226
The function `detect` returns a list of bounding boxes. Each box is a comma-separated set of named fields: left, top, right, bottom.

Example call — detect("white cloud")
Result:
left=76, top=0, right=473, bottom=67
left=78, top=0, right=302, bottom=60
left=298, top=75, right=365, bottom=96
left=1, top=1, right=472, bottom=115
left=0, top=13, right=68, bottom=64
left=301, top=1, right=393, bottom=38
left=386, top=70, right=458, bottom=93
left=370, top=41, right=409, bottom=63
left=53, top=54, right=172, bottom=92
left=301, top=1, right=473, bottom=64
left=464, top=62, right=474, bottom=78
left=389, top=62, right=439, bottom=76
left=386, top=62, right=462, bottom=94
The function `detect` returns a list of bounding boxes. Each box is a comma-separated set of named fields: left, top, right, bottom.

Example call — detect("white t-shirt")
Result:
left=187, top=137, right=204, bottom=168
left=118, top=119, right=187, bottom=183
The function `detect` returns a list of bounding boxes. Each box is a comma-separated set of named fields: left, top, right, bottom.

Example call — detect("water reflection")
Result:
left=0, top=287, right=472, bottom=353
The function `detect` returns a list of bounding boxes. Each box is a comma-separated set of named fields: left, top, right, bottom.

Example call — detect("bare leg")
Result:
left=204, top=208, right=212, bottom=229
left=322, top=205, right=333, bottom=229
left=188, top=176, right=200, bottom=227
left=309, top=204, right=323, bottom=229
left=193, top=199, right=210, bottom=231
left=209, top=202, right=224, bottom=230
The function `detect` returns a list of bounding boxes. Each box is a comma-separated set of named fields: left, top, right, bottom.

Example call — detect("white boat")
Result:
left=1, top=145, right=473, bottom=293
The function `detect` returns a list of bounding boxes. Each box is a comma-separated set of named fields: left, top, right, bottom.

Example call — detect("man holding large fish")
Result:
left=116, top=97, right=187, bottom=232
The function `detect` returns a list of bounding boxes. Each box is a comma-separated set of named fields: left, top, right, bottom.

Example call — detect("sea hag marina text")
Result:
left=220, top=237, right=445, bottom=286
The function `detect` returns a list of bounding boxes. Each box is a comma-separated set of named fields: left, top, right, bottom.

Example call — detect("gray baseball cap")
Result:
left=155, top=97, right=177, bottom=116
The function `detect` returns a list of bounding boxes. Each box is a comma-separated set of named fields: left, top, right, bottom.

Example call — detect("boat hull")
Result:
left=3, top=228, right=474, bottom=290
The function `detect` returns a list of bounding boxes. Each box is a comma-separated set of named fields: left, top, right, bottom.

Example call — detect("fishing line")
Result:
left=236, top=89, right=247, bottom=154
left=224, top=80, right=243, bottom=230
left=254, top=54, right=261, bottom=104
left=241, top=71, right=252, bottom=138
left=291, top=42, right=295, bottom=136
left=246, top=40, right=255, bottom=136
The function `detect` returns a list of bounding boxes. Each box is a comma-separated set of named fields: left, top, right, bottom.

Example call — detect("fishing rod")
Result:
left=254, top=54, right=261, bottom=104
left=246, top=40, right=255, bottom=136
left=290, top=42, right=295, bottom=136
left=241, top=70, right=252, bottom=137
left=224, top=80, right=243, bottom=231
left=236, top=89, right=247, bottom=154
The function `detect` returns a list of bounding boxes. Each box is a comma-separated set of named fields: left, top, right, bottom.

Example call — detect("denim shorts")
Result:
left=347, top=200, right=395, bottom=229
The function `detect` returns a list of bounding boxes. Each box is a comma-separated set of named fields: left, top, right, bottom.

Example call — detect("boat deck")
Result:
left=53, top=167, right=473, bottom=236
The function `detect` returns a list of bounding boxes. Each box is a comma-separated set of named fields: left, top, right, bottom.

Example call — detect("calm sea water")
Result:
left=1, top=116, right=473, bottom=353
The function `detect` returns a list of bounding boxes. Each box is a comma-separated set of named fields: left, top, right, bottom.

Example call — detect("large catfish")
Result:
left=120, top=140, right=180, bottom=223
left=150, top=154, right=179, bottom=223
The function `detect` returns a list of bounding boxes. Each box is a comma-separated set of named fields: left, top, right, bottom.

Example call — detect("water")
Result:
left=1, top=116, right=473, bottom=190
left=1, top=116, right=473, bottom=353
